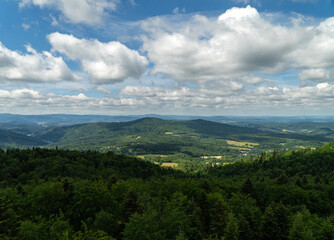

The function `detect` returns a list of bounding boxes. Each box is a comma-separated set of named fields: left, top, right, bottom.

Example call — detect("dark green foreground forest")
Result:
left=1, top=144, right=334, bottom=240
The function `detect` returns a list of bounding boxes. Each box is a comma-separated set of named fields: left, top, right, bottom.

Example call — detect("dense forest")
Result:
left=1, top=144, right=334, bottom=239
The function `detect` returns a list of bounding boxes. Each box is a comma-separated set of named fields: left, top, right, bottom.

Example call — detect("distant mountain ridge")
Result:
left=0, top=116, right=330, bottom=152
left=39, top=117, right=266, bottom=144
left=0, top=129, right=46, bottom=148
left=35, top=118, right=327, bottom=157
left=1, top=113, right=334, bottom=126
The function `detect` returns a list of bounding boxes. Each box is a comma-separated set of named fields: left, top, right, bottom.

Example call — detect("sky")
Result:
left=1, top=0, right=334, bottom=116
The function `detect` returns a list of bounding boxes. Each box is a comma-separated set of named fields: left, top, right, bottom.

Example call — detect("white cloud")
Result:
left=0, top=89, right=98, bottom=114
left=22, top=23, right=30, bottom=30
left=1, top=81, right=334, bottom=115
left=218, top=5, right=260, bottom=21
left=0, top=89, right=42, bottom=99
left=48, top=32, right=148, bottom=84
left=293, top=17, right=334, bottom=69
left=173, top=7, right=185, bottom=15
left=96, top=86, right=112, bottom=95
left=298, top=68, right=332, bottom=82
left=173, top=7, right=179, bottom=15
left=141, top=6, right=334, bottom=87
left=4, top=5, right=334, bottom=115
left=117, top=82, right=334, bottom=114
left=141, top=6, right=306, bottom=84
left=19, top=0, right=119, bottom=25
left=241, top=75, right=264, bottom=84
left=0, top=42, right=78, bottom=82
left=316, top=82, right=329, bottom=89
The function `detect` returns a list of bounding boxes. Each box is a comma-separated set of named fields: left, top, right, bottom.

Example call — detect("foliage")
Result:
left=0, top=144, right=334, bottom=239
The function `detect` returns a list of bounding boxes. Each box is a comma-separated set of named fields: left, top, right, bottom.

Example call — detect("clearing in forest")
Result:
left=225, top=140, right=259, bottom=147
left=161, top=163, right=179, bottom=167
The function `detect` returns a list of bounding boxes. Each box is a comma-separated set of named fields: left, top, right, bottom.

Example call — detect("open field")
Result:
left=225, top=140, right=259, bottom=147
left=161, top=163, right=179, bottom=167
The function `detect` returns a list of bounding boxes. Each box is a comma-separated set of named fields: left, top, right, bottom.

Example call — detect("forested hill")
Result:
left=0, top=117, right=328, bottom=152
left=40, top=117, right=320, bottom=143
left=39, top=117, right=265, bottom=143
left=209, top=142, right=334, bottom=179
left=0, top=148, right=177, bottom=185
left=38, top=117, right=325, bottom=155
left=0, top=129, right=45, bottom=148
left=1, top=144, right=334, bottom=239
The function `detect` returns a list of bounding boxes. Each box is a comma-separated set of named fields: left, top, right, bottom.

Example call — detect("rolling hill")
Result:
left=0, top=117, right=329, bottom=164
left=233, top=121, right=334, bottom=137
left=0, top=129, right=46, bottom=148
left=37, top=118, right=326, bottom=160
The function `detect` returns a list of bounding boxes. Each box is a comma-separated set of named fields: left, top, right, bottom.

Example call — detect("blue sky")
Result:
left=1, top=0, right=334, bottom=115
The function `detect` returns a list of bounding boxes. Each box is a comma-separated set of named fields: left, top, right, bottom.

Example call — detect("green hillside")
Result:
left=38, top=118, right=326, bottom=167
left=0, top=129, right=46, bottom=148
left=236, top=121, right=334, bottom=137
left=0, top=148, right=177, bottom=185
left=0, top=118, right=329, bottom=171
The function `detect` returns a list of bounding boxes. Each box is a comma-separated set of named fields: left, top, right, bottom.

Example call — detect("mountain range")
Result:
left=0, top=116, right=329, bottom=160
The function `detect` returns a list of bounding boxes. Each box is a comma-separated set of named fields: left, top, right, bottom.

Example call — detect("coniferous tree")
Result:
left=223, top=212, right=239, bottom=240
left=262, top=202, right=289, bottom=240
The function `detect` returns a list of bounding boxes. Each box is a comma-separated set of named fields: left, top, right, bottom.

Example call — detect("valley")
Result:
left=0, top=114, right=332, bottom=171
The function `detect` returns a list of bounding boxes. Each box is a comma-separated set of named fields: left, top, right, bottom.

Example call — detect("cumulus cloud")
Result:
left=293, top=17, right=334, bottom=69
left=298, top=68, right=332, bottom=82
left=141, top=5, right=334, bottom=86
left=48, top=32, right=148, bottom=84
left=0, top=89, right=42, bottom=99
left=141, top=6, right=307, bottom=83
left=19, top=0, right=119, bottom=25
left=0, top=42, right=77, bottom=82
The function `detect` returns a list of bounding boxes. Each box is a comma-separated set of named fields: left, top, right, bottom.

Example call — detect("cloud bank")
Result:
left=2, top=81, right=334, bottom=115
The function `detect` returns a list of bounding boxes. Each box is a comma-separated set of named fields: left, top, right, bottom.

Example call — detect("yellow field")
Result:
left=200, top=156, right=223, bottom=159
left=165, top=132, right=174, bottom=135
left=137, top=154, right=168, bottom=159
left=226, top=140, right=259, bottom=147
left=161, top=163, right=178, bottom=167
